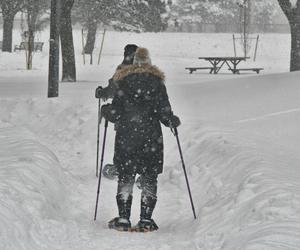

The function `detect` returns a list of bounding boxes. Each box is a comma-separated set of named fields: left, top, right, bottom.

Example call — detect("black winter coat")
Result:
left=102, top=64, right=176, bottom=176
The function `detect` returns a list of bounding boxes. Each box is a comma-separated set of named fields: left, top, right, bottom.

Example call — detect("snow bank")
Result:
left=161, top=125, right=300, bottom=249
left=0, top=97, right=103, bottom=250
left=2, top=96, right=299, bottom=249
left=0, top=126, right=66, bottom=250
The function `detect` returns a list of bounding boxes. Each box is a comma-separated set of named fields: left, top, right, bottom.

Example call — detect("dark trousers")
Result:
left=117, top=172, right=158, bottom=199
left=116, top=172, right=158, bottom=220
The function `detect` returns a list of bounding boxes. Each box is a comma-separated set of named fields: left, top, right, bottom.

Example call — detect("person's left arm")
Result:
left=101, top=84, right=123, bottom=123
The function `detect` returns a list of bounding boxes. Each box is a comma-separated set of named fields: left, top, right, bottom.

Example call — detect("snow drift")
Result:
left=0, top=126, right=66, bottom=250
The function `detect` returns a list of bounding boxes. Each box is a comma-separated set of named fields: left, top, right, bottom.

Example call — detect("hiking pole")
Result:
left=172, top=127, right=197, bottom=220
left=96, top=98, right=101, bottom=177
left=94, top=119, right=109, bottom=221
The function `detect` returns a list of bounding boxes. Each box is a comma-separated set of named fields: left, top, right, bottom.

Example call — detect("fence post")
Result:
left=81, top=29, right=86, bottom=65
left=233, top=34, right=237, bottom=57
left=253, top=34, right=259, bottom=62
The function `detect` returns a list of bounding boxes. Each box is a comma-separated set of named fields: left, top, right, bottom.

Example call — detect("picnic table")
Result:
left=198, top=56, right=250, bottom=74
left=186, top=56, right=264, bottom=74
left=14, top=42, right=44, bottom=52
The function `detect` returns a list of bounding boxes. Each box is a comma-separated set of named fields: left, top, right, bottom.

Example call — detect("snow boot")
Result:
left=131, top=218, right=159, bottom=232
left=131, top=195, right=158, bottom=232
left=108, top=217, right=131, bottom=231
left=108, top=194, right=133, bottom=231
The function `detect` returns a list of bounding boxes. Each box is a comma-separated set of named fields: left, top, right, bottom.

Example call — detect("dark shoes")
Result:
left=131, top=219, right=159, bottom=232
left=108, top=218, right=158, bottom=232
left=109, top=186, right=158, bottom=232
left=108, top=217, right=131, bottom=231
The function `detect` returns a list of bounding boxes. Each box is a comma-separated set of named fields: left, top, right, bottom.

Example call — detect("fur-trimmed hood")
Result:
left=113, top=64, right=165, bottom=82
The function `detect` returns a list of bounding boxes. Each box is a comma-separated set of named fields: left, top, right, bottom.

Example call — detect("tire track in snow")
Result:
left=236, top=107, right=300, bottom=123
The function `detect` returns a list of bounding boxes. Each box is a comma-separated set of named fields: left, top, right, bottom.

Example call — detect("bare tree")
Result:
left=23, top=0, right=49, bottom=69
left=0, top=0, right=23, bottom=52
left=60, top=0, right=76, bottom=82
left=73, top=0, right=169, bottom=61
left=73, top=0, right=115, bottom=62
left=278, top=0, right=300, bottom=71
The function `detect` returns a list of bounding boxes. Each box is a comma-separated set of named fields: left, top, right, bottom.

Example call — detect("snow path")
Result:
left=1, top=97, right=300, bottom=249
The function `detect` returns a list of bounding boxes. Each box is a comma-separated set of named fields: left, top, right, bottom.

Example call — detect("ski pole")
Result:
left=96, top=98, right=101, bottom=177
left=94, top=119, right=109, bottom=221
left=172, top=127, right=197, bottom=220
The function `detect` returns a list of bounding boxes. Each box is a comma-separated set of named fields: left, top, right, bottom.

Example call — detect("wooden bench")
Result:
left=231, top=68, right=264, bottom=74
left=185, top=67, right=215, bottom=74
left=14, top=42, right=44, bottom=52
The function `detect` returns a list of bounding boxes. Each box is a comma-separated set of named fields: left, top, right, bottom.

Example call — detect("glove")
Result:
left=101, top=104, right=119, bottom=123
left=95, top=86, right=103, bottom=98
left=168, top=115, right=181, bottom=128
left=108, top=78, right=113, bottom=85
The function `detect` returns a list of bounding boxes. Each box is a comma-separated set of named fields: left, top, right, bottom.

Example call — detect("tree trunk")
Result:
left=2, top=16, right=14, bottom=52
left=48, top=0, right=60, bottom=98
left=60, top=0, right=76, bottom=82
left=84, top=19, right=98, bottom=65
left=26, top=30, right=34, bottom=70
left=290, top=21, right=300, bottom=71
left=277, top=0, right=300, bottom=71
left=26, top=14, right=37, bottom=70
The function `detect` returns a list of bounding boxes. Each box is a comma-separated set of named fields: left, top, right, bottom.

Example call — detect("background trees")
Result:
left=277, top=0, right=300, bottom=71
left=60, top=0, right=76, bottom=82
left=0, top=0, right=23, bottom=52
left=170, top=0, right=239, bottom=26
left=169, top=0, right=278, bottom=32
left=73, top=0, right=169, bottom=57
left=73, top=0, right=115, bottom=58
left=23, top=0, right=49, bottom=69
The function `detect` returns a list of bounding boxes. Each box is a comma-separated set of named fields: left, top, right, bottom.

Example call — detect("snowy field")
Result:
left=1, top=30, right=300, bottom=250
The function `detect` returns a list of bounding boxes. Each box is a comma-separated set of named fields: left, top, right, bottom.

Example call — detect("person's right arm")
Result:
left=95, top=78, right=117, bottom=100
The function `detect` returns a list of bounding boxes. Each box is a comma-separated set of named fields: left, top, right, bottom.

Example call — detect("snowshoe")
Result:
left=108, top=217, right=131, bottom=232
left=130, top=219, right=159, bottom=232
left=102, top=164, right=118, bottom=180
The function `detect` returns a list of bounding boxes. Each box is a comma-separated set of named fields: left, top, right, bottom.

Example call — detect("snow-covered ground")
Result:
left=1, top=30, right=300, bottom=249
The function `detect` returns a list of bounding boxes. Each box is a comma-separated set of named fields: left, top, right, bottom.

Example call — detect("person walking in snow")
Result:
left=95, top=44, right=139, bottom=179
left=101, top=47, right=181, bottom=232
left=95, top=44, right=138, bottom=100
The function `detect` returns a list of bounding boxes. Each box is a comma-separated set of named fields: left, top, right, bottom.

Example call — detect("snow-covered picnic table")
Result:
left=186, top=56, right=263, bottom=74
